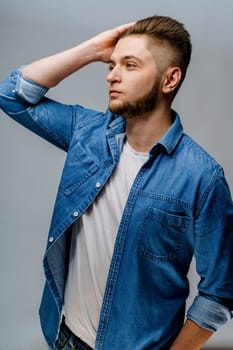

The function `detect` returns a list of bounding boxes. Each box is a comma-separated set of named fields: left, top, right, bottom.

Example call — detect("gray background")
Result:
left=0, top=0, right=232, bottom=349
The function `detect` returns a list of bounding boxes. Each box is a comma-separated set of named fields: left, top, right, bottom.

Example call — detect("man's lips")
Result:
left=109, top=90, right=122, bottom=97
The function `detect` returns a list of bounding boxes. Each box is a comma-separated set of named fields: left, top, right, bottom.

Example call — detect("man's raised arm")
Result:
left=22, top=23, right=133, bottom=88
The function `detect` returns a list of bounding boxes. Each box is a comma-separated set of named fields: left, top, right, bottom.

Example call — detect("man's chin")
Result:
left=108, top=103, right=125, bottom=116
left=108, top=101, right=138, bottom=119
left=109, top=104, right=136, bottom=119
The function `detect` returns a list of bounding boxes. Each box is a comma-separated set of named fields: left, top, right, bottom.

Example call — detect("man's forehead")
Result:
left=111, top=35, right=153, bottom=61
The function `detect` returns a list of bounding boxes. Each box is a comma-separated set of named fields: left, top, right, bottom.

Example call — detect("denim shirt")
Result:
left=0, top=70, right=233, bottom=350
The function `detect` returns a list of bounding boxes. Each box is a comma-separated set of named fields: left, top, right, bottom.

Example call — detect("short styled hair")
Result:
left=120, top=15, right=192, bottom=91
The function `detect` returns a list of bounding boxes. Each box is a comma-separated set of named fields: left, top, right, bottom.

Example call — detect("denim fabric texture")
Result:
left=0, top=70, right=233, bottom=350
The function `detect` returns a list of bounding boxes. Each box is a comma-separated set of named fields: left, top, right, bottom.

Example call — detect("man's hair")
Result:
left=120, top=15, right=192, bottom=93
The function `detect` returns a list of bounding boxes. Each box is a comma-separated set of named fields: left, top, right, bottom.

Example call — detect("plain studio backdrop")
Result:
left=0, top=1, right=232, bottom=349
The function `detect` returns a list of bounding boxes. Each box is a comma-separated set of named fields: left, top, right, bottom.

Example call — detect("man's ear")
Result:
left=161, top=67, right=182, bottom=94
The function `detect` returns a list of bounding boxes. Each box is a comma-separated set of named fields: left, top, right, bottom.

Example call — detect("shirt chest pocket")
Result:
left=59, top=141, right=100, bottom=196
left=137, top=207, right=190, bottom=261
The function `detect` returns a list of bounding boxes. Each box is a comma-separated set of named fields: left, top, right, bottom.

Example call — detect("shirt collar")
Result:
left=107, top=109, right=184, bottom=156
left=153, top=110, right=184, bottom=155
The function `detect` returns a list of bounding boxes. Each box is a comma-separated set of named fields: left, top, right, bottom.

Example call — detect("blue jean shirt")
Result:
left=0, top=70, right=233, bottom=349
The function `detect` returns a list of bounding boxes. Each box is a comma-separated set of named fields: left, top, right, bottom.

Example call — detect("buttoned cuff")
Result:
left=187, top=295, right=232, bottom=331
left=14, top=68, right=49, bottom=104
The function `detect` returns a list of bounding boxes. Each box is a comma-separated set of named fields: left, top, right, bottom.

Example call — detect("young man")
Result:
left=0, top=15, right=233, bottom=350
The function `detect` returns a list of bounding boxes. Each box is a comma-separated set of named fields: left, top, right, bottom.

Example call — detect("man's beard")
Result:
left=109, top=81, right=160, bottom=118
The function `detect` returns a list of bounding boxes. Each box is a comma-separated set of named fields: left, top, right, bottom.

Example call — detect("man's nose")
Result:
left=107, top=66, right=121, bottom=83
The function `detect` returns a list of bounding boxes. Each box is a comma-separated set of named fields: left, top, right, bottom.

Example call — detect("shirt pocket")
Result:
left=59, top=140, right=100, bottom=196
left=137, top=206, right=190, bottom=261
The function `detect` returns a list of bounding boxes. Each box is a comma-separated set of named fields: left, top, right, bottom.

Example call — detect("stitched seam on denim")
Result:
left=43, top=258, right=62, bottom=310
left=197, top=166, right=222, bottom=216
left=95, top=167, right=147, bottom=349
left=140, top=191, right=193, bottom=210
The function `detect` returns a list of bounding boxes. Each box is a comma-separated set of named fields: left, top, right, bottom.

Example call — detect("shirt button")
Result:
left=49, top=236, right=54, bottom=243
left=73, top=211, right=79, bottom=218
left=95, top=182, right=101, bottom=188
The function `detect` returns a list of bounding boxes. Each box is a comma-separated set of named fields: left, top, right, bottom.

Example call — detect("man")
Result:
left=0, top=15, right=233, bottom=350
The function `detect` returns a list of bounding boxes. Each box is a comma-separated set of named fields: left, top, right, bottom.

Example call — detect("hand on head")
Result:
left=92, top=22, right=135, bottom=63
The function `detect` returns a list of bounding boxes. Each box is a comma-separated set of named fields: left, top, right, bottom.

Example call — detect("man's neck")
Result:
left=125, top=107, right=173, bottom=153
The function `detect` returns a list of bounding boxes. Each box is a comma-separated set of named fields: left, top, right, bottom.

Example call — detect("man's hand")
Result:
left=90, top=22, right=134, bottom=63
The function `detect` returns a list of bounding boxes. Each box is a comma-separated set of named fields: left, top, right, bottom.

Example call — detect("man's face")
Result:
left=107, top=35, right=163, bottom=118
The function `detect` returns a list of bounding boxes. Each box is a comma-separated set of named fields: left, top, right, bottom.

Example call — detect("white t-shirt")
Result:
left=63, top=140, right=149, bottom=348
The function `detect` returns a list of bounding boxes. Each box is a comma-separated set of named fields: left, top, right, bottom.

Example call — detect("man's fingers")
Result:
left=115, top=22, right=135, bottom=35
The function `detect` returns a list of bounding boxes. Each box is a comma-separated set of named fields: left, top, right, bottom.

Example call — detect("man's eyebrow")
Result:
left=108, top=55, right=143, bottom=64
left=124, top=55, right=143, bottom=63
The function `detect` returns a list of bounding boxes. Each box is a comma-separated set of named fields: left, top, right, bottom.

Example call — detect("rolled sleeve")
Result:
left=187, top=295, right=232, bottom=331
left=15, top=68, right=49, bottom=104
left=0, top=68, right=75, bottom=150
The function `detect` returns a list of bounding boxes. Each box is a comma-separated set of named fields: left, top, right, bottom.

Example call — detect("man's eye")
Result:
left=127, top=62, right=136, bottom=68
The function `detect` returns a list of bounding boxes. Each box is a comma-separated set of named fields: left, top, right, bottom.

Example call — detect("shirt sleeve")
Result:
left=0, top=69, right=77, bottom=151
left=187, top=167, right=233, bottom=331
left=14, top=67, right=49, bottom=104
left=187, top=295, right=233, bottom=331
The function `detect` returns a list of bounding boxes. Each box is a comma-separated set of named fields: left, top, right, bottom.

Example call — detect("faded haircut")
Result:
left=120, top=15, right=192, bottom=92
